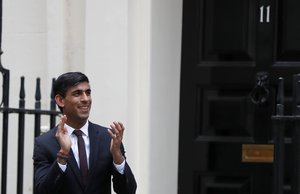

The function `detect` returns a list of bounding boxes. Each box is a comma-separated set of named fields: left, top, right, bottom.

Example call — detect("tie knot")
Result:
left=73, top=130, right=83, bottom=137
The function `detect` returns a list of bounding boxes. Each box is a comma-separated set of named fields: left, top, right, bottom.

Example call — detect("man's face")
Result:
left=60, top=81, right=92, bottom=127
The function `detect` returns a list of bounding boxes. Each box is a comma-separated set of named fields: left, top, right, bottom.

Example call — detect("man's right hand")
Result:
left=55, top=115, right=71, bottom=154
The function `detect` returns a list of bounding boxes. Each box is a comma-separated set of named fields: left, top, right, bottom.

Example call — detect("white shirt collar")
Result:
left=65, top=121, right=89, bottom=137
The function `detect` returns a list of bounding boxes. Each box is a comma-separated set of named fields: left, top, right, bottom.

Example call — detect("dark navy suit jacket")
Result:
left=33, top=121, right=137, bottom=194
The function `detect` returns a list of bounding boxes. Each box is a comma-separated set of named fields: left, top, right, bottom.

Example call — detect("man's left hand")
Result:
left=108, top=121, right=125, bottom=164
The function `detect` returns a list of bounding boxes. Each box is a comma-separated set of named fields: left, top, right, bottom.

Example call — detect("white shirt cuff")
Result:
left=113, top=160, right=125, bottom=174
left=58, top=162, right=67, bottom=172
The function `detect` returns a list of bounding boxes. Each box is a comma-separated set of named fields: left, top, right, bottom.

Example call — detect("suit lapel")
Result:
left=67, top=149, right=85, bottom=189
left=84, top=122, right=113, bottom=188
left=87, top=123, right=100, bottom=179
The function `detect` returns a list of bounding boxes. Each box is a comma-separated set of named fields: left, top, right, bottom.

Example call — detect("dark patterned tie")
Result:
left=73, top=130, right=88, bottom=186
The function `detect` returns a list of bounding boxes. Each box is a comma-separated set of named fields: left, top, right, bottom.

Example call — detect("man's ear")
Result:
left=55, top=95, right=65, bottom=108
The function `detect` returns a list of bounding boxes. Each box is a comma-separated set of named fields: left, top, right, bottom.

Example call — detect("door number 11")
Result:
left=260, top=5, right=270, bottom=23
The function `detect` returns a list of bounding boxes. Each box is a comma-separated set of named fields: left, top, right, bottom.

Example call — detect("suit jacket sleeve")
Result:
left=88, top=122, right=137, bottom=194
left=33, top=130, right=65, bottom=194
left=112, top=162, right=137, bottom=194
left=111, top=142, right=137, bottom=194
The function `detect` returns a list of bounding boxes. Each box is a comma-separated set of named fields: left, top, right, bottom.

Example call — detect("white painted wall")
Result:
left=0, top=0, right=182, bottom=193
left=149, top=0, right=182, bottom=193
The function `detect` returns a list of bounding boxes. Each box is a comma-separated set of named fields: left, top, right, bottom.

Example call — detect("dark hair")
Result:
left=53, top=72, right=89, bottom=97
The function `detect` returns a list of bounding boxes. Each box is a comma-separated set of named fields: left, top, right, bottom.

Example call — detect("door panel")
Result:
left=277, top=0, right=300, bottom=61
left=203, top=0, right=255, bottom=61
left=196, top=88, right=254, bottom=138
left=178, top=0, right=300, bottom=193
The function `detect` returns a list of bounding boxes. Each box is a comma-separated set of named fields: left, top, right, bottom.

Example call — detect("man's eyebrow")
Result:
left=71, top=88, right=91, bottom=93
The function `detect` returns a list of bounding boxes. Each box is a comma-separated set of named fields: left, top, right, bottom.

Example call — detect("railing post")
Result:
left=0, top=0, right=10, bottom=193
left=17, top=76, right=25, bottom=194
left=0, top=66, right=9, bottom=194
left=34, top=78, right=41, bottom=137
left=50, top=78, right=57, bottom=128
left=273, top=77, right=285, bottom=194
left=292, top=75, right=300, bottom=194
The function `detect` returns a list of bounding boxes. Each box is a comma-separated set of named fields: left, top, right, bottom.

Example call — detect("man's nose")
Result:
left=81, top=93, right=89, bottom=101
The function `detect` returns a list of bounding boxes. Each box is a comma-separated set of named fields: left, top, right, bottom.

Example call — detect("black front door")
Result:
left=178, top=0, right=300, bottom=193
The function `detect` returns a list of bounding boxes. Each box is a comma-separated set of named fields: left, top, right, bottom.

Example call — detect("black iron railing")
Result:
left=0, top=68, right=60, bottom=194
left=272, top=74, right=300, bottom=194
